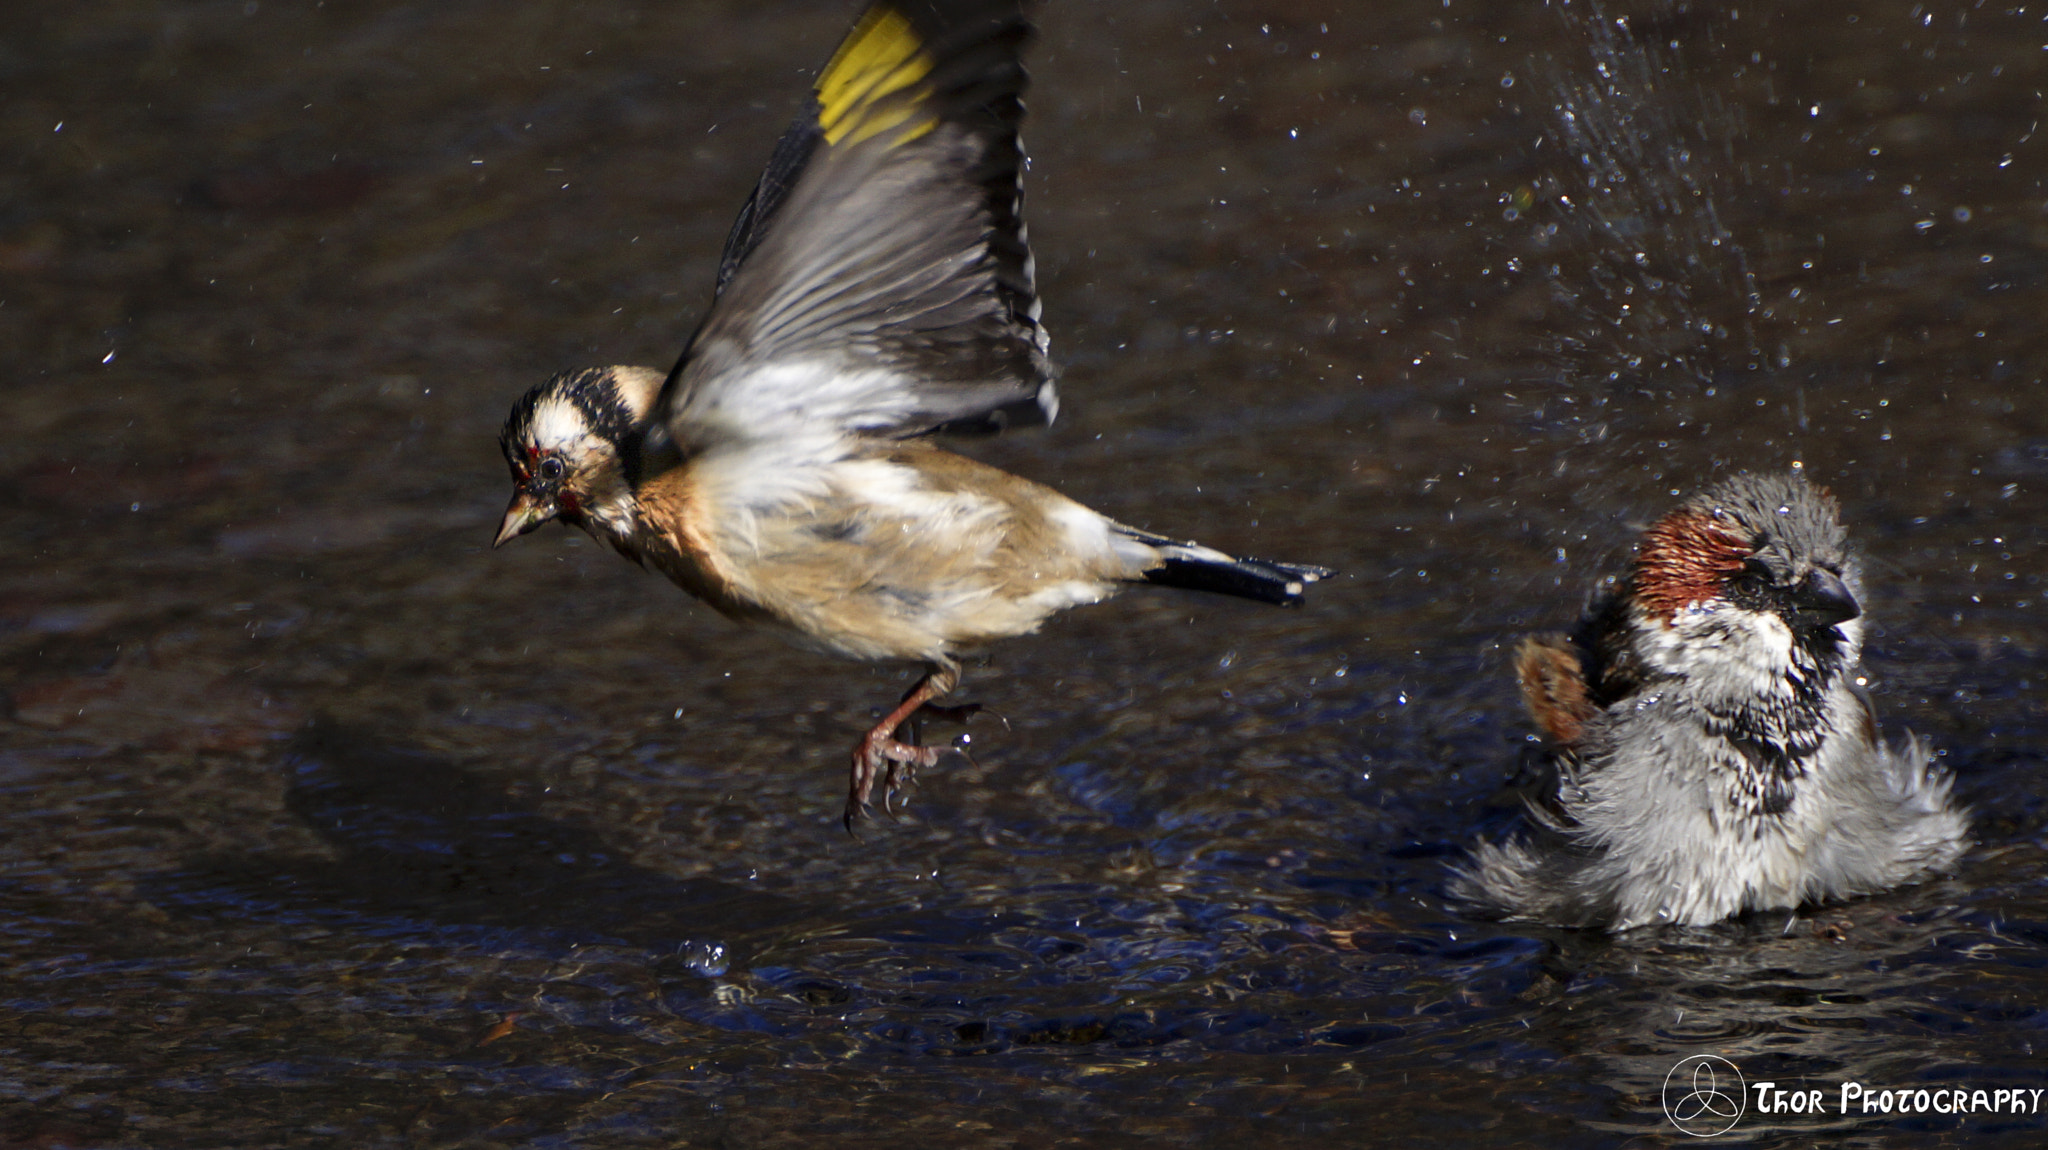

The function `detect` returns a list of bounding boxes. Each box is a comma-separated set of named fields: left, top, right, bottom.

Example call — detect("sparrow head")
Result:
left=1623, top=470, right=1862, bottom=686
left=495, top=365, right=663, bottom=547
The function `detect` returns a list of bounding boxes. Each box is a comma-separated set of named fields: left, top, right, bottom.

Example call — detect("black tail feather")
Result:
left=1119, top=526, right=1333, bottom=606
left=1142, top=557, right=1330, bottom=605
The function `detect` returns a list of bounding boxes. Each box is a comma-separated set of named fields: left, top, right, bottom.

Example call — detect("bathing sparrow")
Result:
left=1452, top=471, right=1966, bottom=929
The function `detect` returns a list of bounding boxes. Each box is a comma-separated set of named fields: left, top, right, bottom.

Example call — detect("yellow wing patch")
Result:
left=816, top=5, right=937, bottom=148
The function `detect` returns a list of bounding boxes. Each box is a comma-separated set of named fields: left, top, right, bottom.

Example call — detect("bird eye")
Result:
left=1731, top=557, right=1771, bottom=596
left=538, top=456, right=566, bottom=481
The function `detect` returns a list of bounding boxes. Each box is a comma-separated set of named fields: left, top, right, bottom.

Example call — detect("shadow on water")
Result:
left=143, top=720, right=785, bottom=960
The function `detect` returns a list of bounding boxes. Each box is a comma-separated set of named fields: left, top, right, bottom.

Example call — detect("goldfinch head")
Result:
left=495, top=365, right=663, bottom=546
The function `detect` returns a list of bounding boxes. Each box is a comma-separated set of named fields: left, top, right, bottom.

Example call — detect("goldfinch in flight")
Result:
left=495, top=0, right=1332, bottom=827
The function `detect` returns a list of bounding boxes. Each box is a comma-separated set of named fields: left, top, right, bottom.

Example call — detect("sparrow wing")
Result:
left=664, top=0, right=1054, bottom=451
left=1515, top=633, right=1599, bottom=746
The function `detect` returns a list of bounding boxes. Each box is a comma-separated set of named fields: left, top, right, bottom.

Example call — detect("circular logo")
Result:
left=1663, top=1054, right=1746, bottom=1137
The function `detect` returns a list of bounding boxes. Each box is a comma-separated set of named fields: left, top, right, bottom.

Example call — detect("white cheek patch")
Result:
left=1651, top=603, right=1797, bottom=699
left=1708, top=610, right=1794, bottom=665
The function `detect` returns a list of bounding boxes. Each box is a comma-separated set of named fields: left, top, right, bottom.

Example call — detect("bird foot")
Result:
left=840, top=666, right=981, bottom=832
left=846, top=733, right=961, bottom=829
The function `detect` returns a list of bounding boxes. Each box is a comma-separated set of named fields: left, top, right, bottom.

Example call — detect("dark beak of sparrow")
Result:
left=1791, top=567, right=1860, bottom=628
left=494, top=490, right=558, bottom=548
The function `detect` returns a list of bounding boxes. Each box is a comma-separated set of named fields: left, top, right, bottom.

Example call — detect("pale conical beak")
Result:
left=494, top=492, right=557, bottom=548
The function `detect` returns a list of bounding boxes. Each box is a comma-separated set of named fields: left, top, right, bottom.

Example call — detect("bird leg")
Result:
left=846, top=664, right=972, bottom=828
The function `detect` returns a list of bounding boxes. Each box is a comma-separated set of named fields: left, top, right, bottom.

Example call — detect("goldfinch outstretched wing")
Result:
left=662, top=0, right=1054, bottom=449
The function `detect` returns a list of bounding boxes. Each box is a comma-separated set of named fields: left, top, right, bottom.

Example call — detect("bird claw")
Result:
left=844, top=734, right=951, bottom=830
left=880, top=757, right=916, bottom=817
left=841, top=667, right=985, bottom=832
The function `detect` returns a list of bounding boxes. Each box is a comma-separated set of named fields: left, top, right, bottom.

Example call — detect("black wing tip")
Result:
left=891, top=0, right=1035, bottom=43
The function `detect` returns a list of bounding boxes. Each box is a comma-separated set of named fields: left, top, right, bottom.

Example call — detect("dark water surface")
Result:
left=4, top=1, right=2045, bottom=1145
